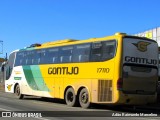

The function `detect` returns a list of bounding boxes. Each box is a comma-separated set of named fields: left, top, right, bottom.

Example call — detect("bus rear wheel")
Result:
left=79, top=88, right=91, bottom=109
left=15, top=84, right=24, bottom=99
left=65, top=88, right=77, bottom=107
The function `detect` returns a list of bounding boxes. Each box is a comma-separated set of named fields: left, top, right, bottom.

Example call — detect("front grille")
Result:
left=98, top=80, right=112, bottom=102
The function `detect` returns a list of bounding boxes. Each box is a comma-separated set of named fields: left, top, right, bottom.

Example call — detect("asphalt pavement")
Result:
left=1, top=82, right=160, bottom=111
left=0, top=82, right=4, bottom=92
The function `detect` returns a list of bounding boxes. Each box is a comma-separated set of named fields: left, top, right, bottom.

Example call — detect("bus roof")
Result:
left=19, top=32, right=156, bottom=51
left=35, top=32, right=126, bottom=49
left=42, top=39, right=78, bottom=47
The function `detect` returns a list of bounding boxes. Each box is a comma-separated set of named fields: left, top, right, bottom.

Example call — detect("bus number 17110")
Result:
left=97, top=68, right=110, bottom=73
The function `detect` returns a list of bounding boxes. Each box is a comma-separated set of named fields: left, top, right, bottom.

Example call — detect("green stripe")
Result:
left=19, top=47, right=35, bottom=51
left=30, top=65, right=49, bottom=91
left=23, top=66, right=38, bottom=90
left=23, top=65, right=49, bottom=91
left=14, top=77, right=22, bottom=80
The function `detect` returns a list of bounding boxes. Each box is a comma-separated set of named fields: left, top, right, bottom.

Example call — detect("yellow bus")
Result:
left=3, top=33, right=158, bottom=108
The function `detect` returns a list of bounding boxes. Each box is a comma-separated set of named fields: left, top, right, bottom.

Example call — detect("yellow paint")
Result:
left=7, top=84, right=13, bottom=91
left=14, top=71, right=21, bottom=75
left=14, top=32, right=157, bottom=105
left=37, top=33, right=124, bottom=103
left=145, top=32, right=152, bottom=39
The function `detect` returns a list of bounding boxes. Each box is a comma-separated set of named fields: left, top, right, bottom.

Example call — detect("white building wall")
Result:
left=135, top=27, right=160, bottom=46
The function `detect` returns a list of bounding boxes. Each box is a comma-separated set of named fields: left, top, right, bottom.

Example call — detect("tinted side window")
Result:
left=90, top=42, right=102, bottom=62
left=90, top=40, right=116, bottom=62
left=45, top=48, right=59, bottom=64
left=60, top=46, right=73, bottom=63
left=26, top=51, right=35, bottom=65
left=72, top=44, right=91, bottom=62
left=15, top=51, right=26, bottom=66
left=14, top=40, right=116, bottom=65
left=101, top=40, right=116, bottom=61
left=36, top=50, right=45, bottom=64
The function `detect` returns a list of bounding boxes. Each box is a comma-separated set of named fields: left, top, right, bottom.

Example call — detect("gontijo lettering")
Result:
left=125, top=56, right=157, bottom=65
left=48, top=67, right=79, bottom=75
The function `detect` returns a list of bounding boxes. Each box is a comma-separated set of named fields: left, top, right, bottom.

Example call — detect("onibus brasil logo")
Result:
left=132, top=41, right=150, bottom=52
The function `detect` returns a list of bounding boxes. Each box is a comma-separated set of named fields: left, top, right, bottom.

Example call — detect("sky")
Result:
left=0, top=0, right=160, bottom=58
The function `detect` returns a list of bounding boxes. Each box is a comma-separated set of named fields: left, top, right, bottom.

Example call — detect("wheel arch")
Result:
left=14, top=83, right=19, bottom=93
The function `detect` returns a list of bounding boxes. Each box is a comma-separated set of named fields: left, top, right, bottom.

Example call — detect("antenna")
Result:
left=0, top=40, right=3, bottom=54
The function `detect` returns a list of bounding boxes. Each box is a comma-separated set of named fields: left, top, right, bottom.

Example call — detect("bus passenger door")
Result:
left=54, top=78, right=61, bottom=98
left=5, top=52, right=16, bottom=93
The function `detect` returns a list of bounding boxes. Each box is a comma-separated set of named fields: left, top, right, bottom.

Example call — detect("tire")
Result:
left=65, top=88, right=77, bottom=107
left=15, top=84, right=24, bottom=99
left=79, top=88, right=91, bottom=109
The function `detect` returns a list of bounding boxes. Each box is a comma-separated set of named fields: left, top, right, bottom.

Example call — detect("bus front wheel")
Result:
left=15, top=84, right=24, bottom=99
left=65, top=88, right=77, bottom=107
left=79, top=88, right=91, bottom=109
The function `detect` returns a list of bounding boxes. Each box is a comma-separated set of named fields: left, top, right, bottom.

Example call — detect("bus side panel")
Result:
left=40, top=59, right=115, bottom=103
left=22, top=65, right=52, bottom=97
